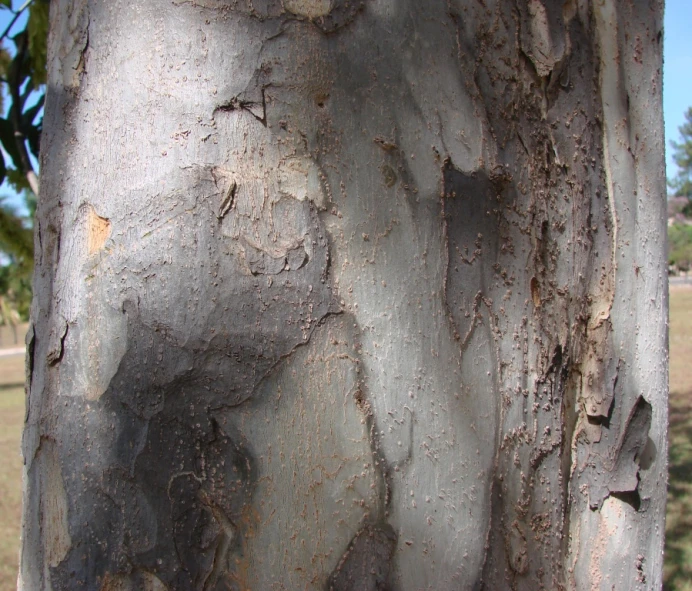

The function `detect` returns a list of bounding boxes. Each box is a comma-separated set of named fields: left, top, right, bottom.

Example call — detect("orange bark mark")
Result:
left=87, top=206, right=111, bottom=254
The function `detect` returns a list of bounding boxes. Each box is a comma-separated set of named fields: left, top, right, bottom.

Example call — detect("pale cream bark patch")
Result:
left=284, top=0, right=332, bottom=18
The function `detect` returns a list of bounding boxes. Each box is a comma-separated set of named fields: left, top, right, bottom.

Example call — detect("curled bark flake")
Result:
left=587, top=396, right=652, bottom=510
left=46, top=316, right=68, bottom=366
left=244, top=242, right=309, bottom=275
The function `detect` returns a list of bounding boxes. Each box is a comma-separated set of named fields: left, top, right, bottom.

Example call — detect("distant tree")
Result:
left=668, top=222, right=692, bottom=273
left=669, top=107, right=692, bottom=215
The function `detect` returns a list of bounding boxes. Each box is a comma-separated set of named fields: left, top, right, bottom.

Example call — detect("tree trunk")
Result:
left=21, top=1, right=668, bottom=589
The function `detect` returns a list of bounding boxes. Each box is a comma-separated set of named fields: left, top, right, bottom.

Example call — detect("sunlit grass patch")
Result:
left=0, top=386, right=23, bottom=591
left=665, top=287, right=692, bottom=591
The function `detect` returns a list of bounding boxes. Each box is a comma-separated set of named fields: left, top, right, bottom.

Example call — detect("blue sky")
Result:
left=0, top=2, right=690, bottom=205
left=664, top=0, right=692, bottom=175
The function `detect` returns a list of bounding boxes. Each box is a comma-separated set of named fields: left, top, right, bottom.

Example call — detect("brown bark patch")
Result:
left=530, top=276, right=541, bottom=308
left=99, top=573, right=129, bottom=591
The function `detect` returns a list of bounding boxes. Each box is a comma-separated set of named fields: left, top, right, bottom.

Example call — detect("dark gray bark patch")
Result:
left=24, top=323, right=35, bottom=418
left=327, top=523, right=397, bottom=591
left=442, top=160, right=502, bottom=340
left=49, top=336, right=257, bottom=590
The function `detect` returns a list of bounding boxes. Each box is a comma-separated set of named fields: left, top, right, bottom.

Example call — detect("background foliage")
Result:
left=669, top=223, right=692, bottom=273
left=0, top=0, right=48, bottom=324
left=669, top=106, right=692, bottom=274
left=669, top=107, right=692, bottom=208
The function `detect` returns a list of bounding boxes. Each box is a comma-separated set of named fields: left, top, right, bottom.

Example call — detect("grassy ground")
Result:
left=0, top=295, right=690, bottom=589
left=0, top=324, right=28, bottom=351
left=665, top=286, right=692, bottom=591
left=0, top=352, right=24, bottom=591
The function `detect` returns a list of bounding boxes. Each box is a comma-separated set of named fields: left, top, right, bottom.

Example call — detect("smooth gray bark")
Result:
left=21, top=0, right=668, bottom=589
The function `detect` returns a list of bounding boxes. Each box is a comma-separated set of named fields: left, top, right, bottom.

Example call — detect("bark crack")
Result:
left=213, top=89, right=267, bottom=127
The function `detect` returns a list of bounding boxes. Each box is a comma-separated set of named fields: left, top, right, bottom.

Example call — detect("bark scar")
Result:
left=87, top=206, right=111, bottom=254
left=217, top=180, right=237, bottom=220
left=214, top=89, right=267, bottom=126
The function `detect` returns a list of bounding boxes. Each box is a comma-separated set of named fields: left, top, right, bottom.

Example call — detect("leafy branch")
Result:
left=0, top=0, right=36, bottom=46
left=0, top=0, right=48, bottom=322
left=0, top=0, right=47, bottom=196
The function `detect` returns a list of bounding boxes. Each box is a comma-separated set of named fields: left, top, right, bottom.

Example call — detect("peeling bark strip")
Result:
left=22, top=0, right=667, bottom=590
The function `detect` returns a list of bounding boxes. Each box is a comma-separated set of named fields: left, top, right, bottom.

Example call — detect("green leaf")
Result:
left=5, top=167, right=30, bottom=194
left=27, top=0, right=49, bottom=87
left=0, top=117, right=21, bottom=169
left=0, top=150, right=6, bottom=188
left=6, top=37, right=32, bottom=112
left=0, top=196, right=33, bottom=265
left=0, top=0, right=12, bottom=8
left=0, top=46, right=11, bottom=79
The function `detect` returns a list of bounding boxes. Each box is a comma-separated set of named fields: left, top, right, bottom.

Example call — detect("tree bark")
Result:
left=21, top=0, right=668, bottom=589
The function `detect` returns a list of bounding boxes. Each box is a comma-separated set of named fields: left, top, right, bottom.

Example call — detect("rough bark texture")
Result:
left=21, top=0, right=668, bottom=589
